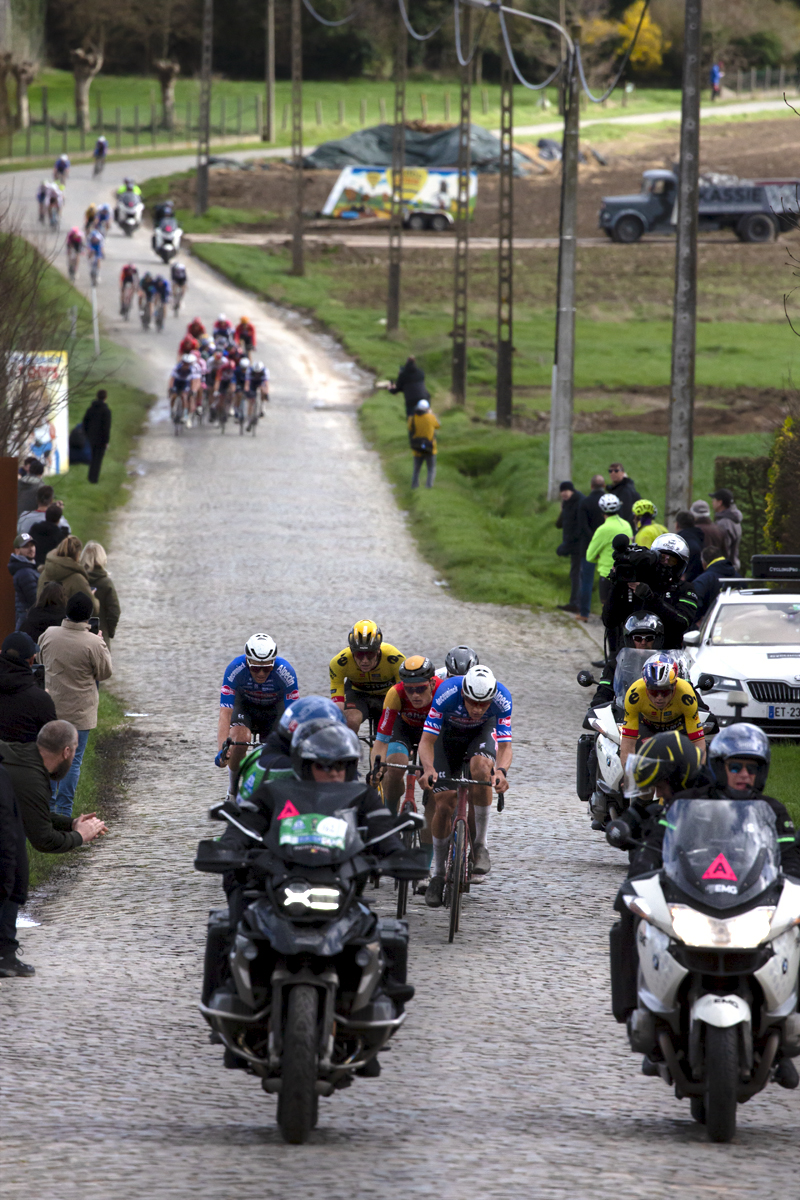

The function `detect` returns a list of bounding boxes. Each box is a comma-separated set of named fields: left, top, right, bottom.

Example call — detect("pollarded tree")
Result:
left=0, top=53, right=13, bottom=137
left=11, top=59, right=37, bottom=130
left=153, top=59, right=180, bottom=130
left=70, top=44, right=103, bottom=134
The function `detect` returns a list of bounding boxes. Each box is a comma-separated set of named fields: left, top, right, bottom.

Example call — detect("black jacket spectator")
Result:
left=0, top=740, right=83, bottom=854
left=0, top=763, right=28, bottom=909
left=606, top=473, right=641, bottom=526
left=693, top=556, right=735, bottom=622
left=83, top=394, right=112, bottom=447
left=675, top=514, right=704, bottom=582
left=19, top=582, right=67, bottom=641
left=0, top=639, right=57, bottom=743
left=7, top=545, right=38, bottom=627
left=580, top=486, right=606, bottom=544
left=391, top=357, right=430, bottom=417
left=30, top=504, right=71, bottom=566
left=16, top=459, right=44, bottom=517
left=556, top=489, right=586, bottom=554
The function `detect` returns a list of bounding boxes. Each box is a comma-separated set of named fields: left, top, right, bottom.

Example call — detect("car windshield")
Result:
left=662, top=798, right=779, bottom=910
left=709, top=602, right=800, bottom=645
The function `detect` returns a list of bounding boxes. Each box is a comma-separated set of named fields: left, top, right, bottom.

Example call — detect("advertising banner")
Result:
left=11, top=350, right=69, bottom=474
left=321, top=166, right=478, bottom=222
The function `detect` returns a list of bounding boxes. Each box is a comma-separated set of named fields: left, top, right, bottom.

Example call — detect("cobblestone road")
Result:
left=1, top=159, right=798, bottom=1199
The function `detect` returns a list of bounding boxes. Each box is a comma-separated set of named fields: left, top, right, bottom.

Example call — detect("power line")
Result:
left=397, top=0, right=443, bottom=42
left=300, top=0, right=365, bottom=27
left=574, top=0, right=652, bottom=103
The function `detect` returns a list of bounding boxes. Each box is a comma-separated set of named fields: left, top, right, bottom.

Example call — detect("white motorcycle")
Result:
left=152, top=216, right=183, bottom=263
left=613, top=797, right=800, bottom=1142
left=114, top=191, right=144, bottom=237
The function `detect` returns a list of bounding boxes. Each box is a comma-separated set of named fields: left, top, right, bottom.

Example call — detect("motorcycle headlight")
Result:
left=280, top=881, right=344, bottom=914
left=669, top=904, right=775, bottom=948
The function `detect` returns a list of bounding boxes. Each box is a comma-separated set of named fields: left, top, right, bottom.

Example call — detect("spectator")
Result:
left=693, top=545, right=736, bottom=623
left=710, top=61, right=723, bottom=101
left=577, top=475, right=606, bottom=621
left=80, top=542, right=121, bottom=642
left=632, top=499, right=667, bottom=549
left=585, top=497, right=633, bottom=605
left=606, top=463, right=641, bottom=527
left=0, top=759, right=30, bottom=977
left=29, top=502, right=71, bottom=566
left=0, top=633, right=56, bottom=743
left=18, top=484, right=71, bottom=537
left=710, top=488, right=743, bottom=572
left=689, top=499, right=727, bottom=558
left=390, top=356, right=430, bottom=418
left=16, top=457, right=45, bottom=517
left=82, top=389, right=112, bottom=485
left=408, top=398, right=440, bottom=490
left=68, top=421, right=92, bottom=466
left=7, top=534, right=38, bottom=629
left=675, top=510, right=704, bottom=581
left=19, top=582, right=67, bottom=642
left=36, top=536, right=98, bottom=613
left=555, top=481, right=586, bottom=615
left=38, top=592, right=112, bottom=817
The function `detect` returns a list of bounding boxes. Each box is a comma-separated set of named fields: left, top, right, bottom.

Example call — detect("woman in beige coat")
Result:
left=36, top=535, right=99, bottom=615
left=80, top=542, right=121, bottom=642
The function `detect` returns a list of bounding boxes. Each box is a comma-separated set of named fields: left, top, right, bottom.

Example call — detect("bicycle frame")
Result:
left=444, top=777, right=473, bottom=943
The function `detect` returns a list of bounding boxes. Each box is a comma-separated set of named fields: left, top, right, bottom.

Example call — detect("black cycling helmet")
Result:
left=708, top=723, right=770, bottom=793
left=291, top=719, right=361, bottom=782
left=399, top=655, right=435, bottom=683
left=444, top=645, right=479, bottom=677
left=623, top=730, right=704, bottom=797
left=622, top=611, right=665, bottom=649
left=277, top=695, right=344, bottom=751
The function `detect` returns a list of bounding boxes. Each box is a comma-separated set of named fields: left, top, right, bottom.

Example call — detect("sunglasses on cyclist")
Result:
left=727, top=760, right=757, bottom=776
left=248, top=663, right=273, bottom=674
left=404, top=683, right=430, bottom=695
left=646, top=686, right=673, bottom=698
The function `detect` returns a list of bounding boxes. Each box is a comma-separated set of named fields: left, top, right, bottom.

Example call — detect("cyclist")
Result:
left=329, top=621, right=404, bottom=737
left=153, top=274, right=171, bottom=324
left=233, top=356, right=250, bottom=424
left=119, top=263, right=138, bottom=315
left=170, top=261, right=187, bottom=311
left=84, top=202, right=98, bottom=235
left=215, top=633, right=299, bottom=789
left=187, top=316, right=205, bottom=339
left=209, top=350, right=234, bottom=422
left=419, top=664, right=512, bottom=902
left=86, top=227, right=104, bottom=282
left=619, top=651, right=706, bottom=775
left=139, top=271, right=157, bottom=326
left=93, top=135, right=108, bottom=170
left=95, top=202, right=111, bottom=234
left=53, top=153, right=70, bottom=184
left=235, top=315, right=256, bottom=353
left=36, top=179, right=49, bottom=223
left=168, top=353, right=198, bottom=421
left=435, top=644, right=479, bottom=681
left=373, top=656, right=441, bottom=810
left=248, top=359, right=270, bottom=417
left=198, top=335, right=214, bottom=360
left=47, top=184, right=63, bottom=229
left=66, top=226, right=84, bottom=279
left=213, top=313, right=233, bottom=340
left=632, top=499, right=668, bottom=549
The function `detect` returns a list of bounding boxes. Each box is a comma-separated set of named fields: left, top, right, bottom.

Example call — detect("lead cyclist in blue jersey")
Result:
left=216, top=632, right=300, bottom=790
left=418, top=664, right=512, bottom=905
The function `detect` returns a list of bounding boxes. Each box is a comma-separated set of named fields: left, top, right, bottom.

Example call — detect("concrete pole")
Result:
left=548, top=25, right=580, bottom=499
left=195, top=0, right=213, bottom=216
left=290, top=0, right=304, bottom=276
left=386, top=16, right=407, bottom=333
left=666, top=0, right=702, bottom=526
left=264, top=0, right=276, bottom=143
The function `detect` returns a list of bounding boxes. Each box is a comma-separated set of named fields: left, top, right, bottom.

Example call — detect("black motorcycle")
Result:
left=195, top=780, right=426, bottom=1144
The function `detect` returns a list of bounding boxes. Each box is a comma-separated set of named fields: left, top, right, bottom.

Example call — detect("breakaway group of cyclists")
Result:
left=167, top=313, right=269, bottom=433
left=118, top=260, right=188, bottom=329
left=212, top=620, right=512, bottom=908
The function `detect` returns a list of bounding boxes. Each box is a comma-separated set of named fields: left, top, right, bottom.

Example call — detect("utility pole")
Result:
left=290, top=0, right=304, bottom=276
left=666, top=0, right=702, bottom=525
left=558, top=0, right=567, bottom=116
left=387, top=17, right=407, bottom=333
left=263, top=0, right=276, bottom=143
left=496, top=44, right=513, bottom=427
left=451, top=4, right=472, bottom=406
left=195, top=0, right=213, bottom=216
left=548, top=23, right=580, bottom=498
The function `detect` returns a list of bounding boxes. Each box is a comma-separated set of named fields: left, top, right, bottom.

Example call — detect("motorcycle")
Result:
left=613, top=798, right=800, bottom=1141
left=152, top=216, right=183, bottom=263
left=194, top=780, right=427, bottom=1144
left=114, top=191, right=144, bottom=237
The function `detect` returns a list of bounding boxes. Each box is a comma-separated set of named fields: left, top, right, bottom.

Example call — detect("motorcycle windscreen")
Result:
left=661, top=798, right=779, bottom=910
left=613, top=648, right=694, bottom=709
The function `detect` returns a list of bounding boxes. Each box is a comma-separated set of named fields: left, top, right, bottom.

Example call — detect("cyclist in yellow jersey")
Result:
left=632, top=499, right=668, bottom=549
left=619, top=652, right=706, bottom=774
left=329, top=620, right=404, bottom=737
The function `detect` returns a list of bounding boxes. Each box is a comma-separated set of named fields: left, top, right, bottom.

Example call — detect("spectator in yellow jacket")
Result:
left=408, top=399, right=440, bottom=490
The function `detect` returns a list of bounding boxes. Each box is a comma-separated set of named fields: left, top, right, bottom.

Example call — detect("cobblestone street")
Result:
left=1, top=159, right=798, bottom=1199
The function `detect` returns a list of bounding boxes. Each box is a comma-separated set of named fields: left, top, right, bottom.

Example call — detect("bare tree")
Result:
left=0, top=52, right=13, bottom=137
left=154, top=59, right=180, bottom=130
left=11, top=59, right=37, bottom=130
left=70, top=44, right=103, bottom=133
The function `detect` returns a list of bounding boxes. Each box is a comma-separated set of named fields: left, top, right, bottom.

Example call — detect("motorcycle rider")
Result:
left=234, top=695, right=346, bottom=806
left=116, top=176, right=142, bottom=199
left=153, top=199, right=176, bottom=224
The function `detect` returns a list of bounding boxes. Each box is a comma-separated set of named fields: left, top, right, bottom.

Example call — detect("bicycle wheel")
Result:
left=395, top=806, right=417, bottom=919
left=447, top=821, right=466, bottom=943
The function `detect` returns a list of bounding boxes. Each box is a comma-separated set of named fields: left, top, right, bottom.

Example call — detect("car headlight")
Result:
left=280, top=881, right=344, bottom=914
left=709, top=675, right=742, bottom=691
left=669, top=904, right=775, bottom=948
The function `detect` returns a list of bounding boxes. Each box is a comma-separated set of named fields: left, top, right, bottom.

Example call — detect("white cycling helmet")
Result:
left=245, top=632, right=277, bottom=666
left=217, top=313, right=227, bottom=322
left=462, top=665, right=498, bottom=703
left=599, top=494, right=622, bottom=514
left=181, top=353, right=194, bottom=364
left=238, top=357, right=250, bottom=368
left=252, top=360, right=265, bottom=372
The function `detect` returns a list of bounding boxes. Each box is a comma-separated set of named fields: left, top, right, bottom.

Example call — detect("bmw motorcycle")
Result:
left=613, top=798, right=800, bottom=1142
left=152, top=216, right=183, bottom=263
left=114, top=190, right=144, bottom=237
left=195, top=780, right=426, bottom=1144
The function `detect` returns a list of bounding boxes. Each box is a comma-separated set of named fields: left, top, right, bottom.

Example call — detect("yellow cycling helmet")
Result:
left=632, top=499, right=657, bottom=518
left=348, top=620, right=382, bottom=654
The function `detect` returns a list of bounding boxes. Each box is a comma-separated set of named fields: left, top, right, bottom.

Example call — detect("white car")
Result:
left=686, top=585, right=800, bottom=738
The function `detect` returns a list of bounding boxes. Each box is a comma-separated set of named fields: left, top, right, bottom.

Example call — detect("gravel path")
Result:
left=1, top=157, right=797, bottom=1199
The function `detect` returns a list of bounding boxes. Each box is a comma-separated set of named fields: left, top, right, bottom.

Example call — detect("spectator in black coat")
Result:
left=577, top=474, right=606, bottom=621
left=16, top=457, right=44, bottom=517
left=19, top=582, right=67, bottom=642
left=82, top=389, right=112, bottom=485
left=0, top=633, right=57, bottom=744
left=68, top=421, right=92, bottom=466
left=7, top=534, right=38, bottom=630
left=692, top=546, right=736, bottom=623
left=29, top=503, right=70, bottom=566
left=0, top=761, right=30, bottom=977
left=390, top=357, right=430, bottom=417
left=606, top=463, right=641, bottom=527
left=555, top=481, right=586, bottom=614
left=675, top=510, right=704, bottom=582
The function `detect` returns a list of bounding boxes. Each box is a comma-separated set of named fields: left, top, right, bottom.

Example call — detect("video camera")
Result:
left=610, top=535, right=660, bottom=586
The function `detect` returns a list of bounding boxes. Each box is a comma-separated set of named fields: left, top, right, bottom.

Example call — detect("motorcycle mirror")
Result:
left=697, top=673, right=716, bottom=692
left=577, top=670, right=596, bottom=687
left=605, top=818, right=633, bottom=850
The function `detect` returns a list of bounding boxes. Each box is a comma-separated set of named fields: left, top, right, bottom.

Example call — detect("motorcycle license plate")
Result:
left=279, top=813, right=348, bottom=850
left=768, top=705, right=800, bottom=718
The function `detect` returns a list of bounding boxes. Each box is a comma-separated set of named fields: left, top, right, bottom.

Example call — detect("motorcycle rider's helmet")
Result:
left=598, top=494, right=622, bottom=515
left=291, top=719, right=361, bottom=782
left=444, top=645, right=479, bottom=676
left=651, top=532, right=689, bottom=582
left=622, top=730, right=704, bottom=798
left=632, top=498, right=657, bottom=519
left=399, top=655, right=435, bottom=683
left=348, top=620, right=382, bottom=655
left=462, top=665, right=498, bottom=703
left=708, top=723, right=770, bottom=794
left=123, top=177, right=134, bottom=188
left=642, top=653, right=678, bottom=691
left=623, top=611, right=664, bottom=649
left=277, top=695, right=344, bottom=750
left=244, top=632, right=277, bottom=667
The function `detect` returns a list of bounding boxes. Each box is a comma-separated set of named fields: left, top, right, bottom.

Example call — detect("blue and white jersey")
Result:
left=220, top=655, right=299, bottom=710
left=423, top=675, right=512, bottom=742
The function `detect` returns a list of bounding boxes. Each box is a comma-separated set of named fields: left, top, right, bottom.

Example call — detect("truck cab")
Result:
left=599, top=169, right=677, bottom=243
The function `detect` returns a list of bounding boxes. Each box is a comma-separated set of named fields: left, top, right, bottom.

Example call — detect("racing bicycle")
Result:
left=89, top=253, right=101, bottom=286
left=154, top=294, right=165, bottom=332
left=120, top=281, right=135, bottom=320
left=172, top=283, right=185, bottom=316
left=140, top=297, right=152, bottom=331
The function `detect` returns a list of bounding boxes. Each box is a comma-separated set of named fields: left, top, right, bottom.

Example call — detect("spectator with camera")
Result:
left=0, top=633, right=56, bottom=744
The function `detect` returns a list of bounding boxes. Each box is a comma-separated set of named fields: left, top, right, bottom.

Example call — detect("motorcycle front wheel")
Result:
left=277, top=984, right=319, bottom=1144
left=704, top=1025, right=738, bottom=1142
